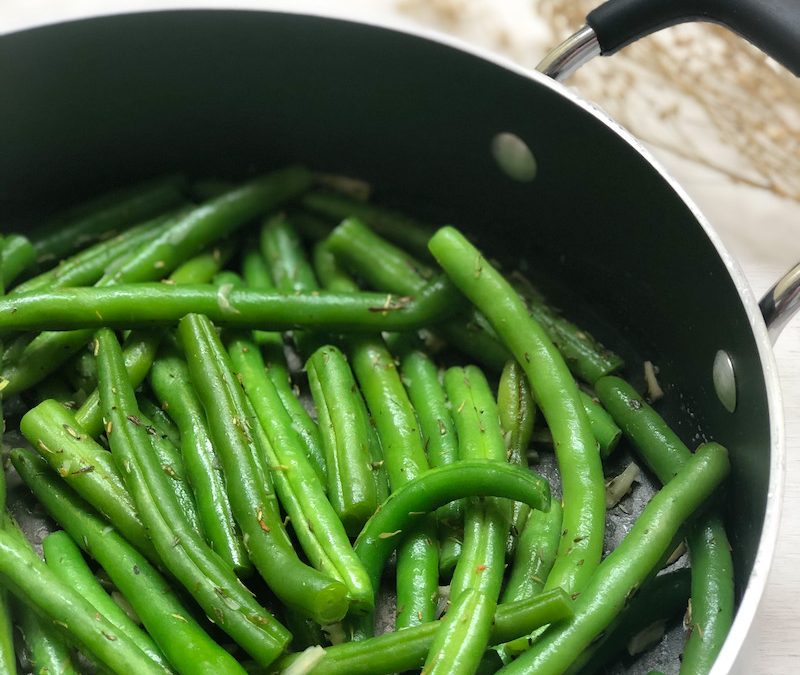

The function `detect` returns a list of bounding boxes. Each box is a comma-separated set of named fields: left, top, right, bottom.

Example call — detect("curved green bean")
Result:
left=95, top=328, right=288, bottom=665
left=42, top=530, right=167, bottom=669
left=445, top=366, right=509, bottom=603
left=579, top=390, right=622, bottom=458
left=228, top=336, right=373, bottom=613
left=353, top=461, right=550, bottom=597
left=500, top=443, right=729, bottom=675
left=423, top=589, right=496, bottom=675
left=12, top=448, right=241, bottom=675
left=149, top=350, right=249, bottom=574
left=306, top=345, right=378, bottom=535
left=178, top=313, right=350, bottom=625
left=429, top=226, right=604, bottom=597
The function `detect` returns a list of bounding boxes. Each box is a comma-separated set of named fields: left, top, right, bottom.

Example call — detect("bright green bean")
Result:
left=138, top=394, right=182, bottom=449
left=0, top=277, right=462, bottom=333
left=500, top=443, right=729, bottom=675
left=350, top=336, right=437, bottom=630
left=0, top=526, right=167, bottom=674
left=228, top=336, right=374, bottom=613
left=261, top=214, right=319, bottom=294
left=429, top=226, right=604, bottom=597
left=149, top=349, right=250, bottom=574
left=0, top=462, right=15, bottom=675
left=13, top=597, right=76, bottom=675
left=20, top=399, right=155, bottom=560
left=594, top=375, right=734, bottom=673
left=445, top=366, right=509, bottom=603
left=579, top=390, right=622, bottom=458
left=178, top=313, right=349, bottom=625
left=353, top=461, right=550, bottom=600
left=42, top=530, right=167, bottom=669
left=95, top=328, right=288, bottom=665
left=13, top=448, right=241, bottom=675
left=423, top=589, right=496, bottom=675
left=306, top=345, right=378, bottom=536
left=241, top=247, right=328, bottom=484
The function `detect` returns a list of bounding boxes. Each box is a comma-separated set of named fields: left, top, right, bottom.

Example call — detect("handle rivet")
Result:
left=713, top=350, right=737, bottom=413
left=490, top=133, right=537, bottom=182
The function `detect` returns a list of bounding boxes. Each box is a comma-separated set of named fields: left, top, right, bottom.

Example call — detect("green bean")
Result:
left=1, top=234, right=36, bottom=287
left=313, top=241, right=360, bottom=293
left=445, top=366, right=509, bottom=603
left=302, top=191, right=434, bottom=259
left=2, top=170, right=309, bottom=395
left=13, top=448, right=241, bottom=675
left=42, top=530, right=168, bottom=669
left=138, top=394, right=182, bottom=449
left=74, top=246, right=232, bottom=437
left=20, top=399, right=155, bottom=559
left=261, top=215, right=319, bottom=294
left=13, top=598, right=76, bottom=675
left=579, top=390, right=622, bottom=458
left=325, top=217, right=509, bottom=371
left=149, top=349, right=250, bottom=574
left=0, top=237, right=5, bottom=443
left=0, top=462, right=14, bottom=675
left=0, top=525, right=167, bottom=674
left=681, top=516, right=733, bottom=675
left=11, top=211, right=177, bottom=296
left=31, top=174, right=188, bottom=264
left=497, top=360, right=536, bottom=556
left=502, top=500, right=563, bottom=605
left=400, top=348, right=460, bottom=526
left=350, top=336, right=437, bottom=630
left=241, top=247, right=328, bottom=483
left=178, top=314, right=350, bottom=625
left=513, top=276, right=624, bottom=385
left=0, top=276, right=463, bottom=333
left=353, top=461, right=550, bottom=600
left=95, top=328, right=289, bottom=665
left=228, top=336, right=373, bottom=613
left=585, top=568, right=691, bottom=674
left=593, top=377, right=692, bottom=482
left=74, top=330, right=162, bottom=437
left=428, top=226, right=604, bottom=597
left=499, top=443, right=729, bottom=675
left=423, top=589, right=497, bottom=675
left=594, top=376, right=734, bottom=674
left=274, top=589, right=573, bottom=675
left=306, top=345, right=378, bottom=536
left=136, top=410, right=203, bottom=537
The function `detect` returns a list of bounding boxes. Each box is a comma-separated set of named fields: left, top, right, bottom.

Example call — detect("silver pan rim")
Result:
left=1, top=6, right=787, bottom=673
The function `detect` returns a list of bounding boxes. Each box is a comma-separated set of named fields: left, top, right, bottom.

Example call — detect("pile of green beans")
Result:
left=0, top=170, right=733, bottom=675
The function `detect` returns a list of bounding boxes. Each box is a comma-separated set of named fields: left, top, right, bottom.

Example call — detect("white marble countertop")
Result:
left=3, top=1, right=800, bottom=672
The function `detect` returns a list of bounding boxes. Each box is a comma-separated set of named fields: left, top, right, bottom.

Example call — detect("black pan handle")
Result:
left=587, top=0, right=800, bottom=76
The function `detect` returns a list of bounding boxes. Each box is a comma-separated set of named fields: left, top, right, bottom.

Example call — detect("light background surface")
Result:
left=3, top=1, right=799, bottom=671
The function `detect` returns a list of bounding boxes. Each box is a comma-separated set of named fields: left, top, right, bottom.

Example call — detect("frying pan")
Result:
left=0, top=1, right=799, bottom=673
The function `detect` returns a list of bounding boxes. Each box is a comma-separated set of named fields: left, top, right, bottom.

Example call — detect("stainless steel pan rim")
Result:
left=2, top=6, right=787, bottom=673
